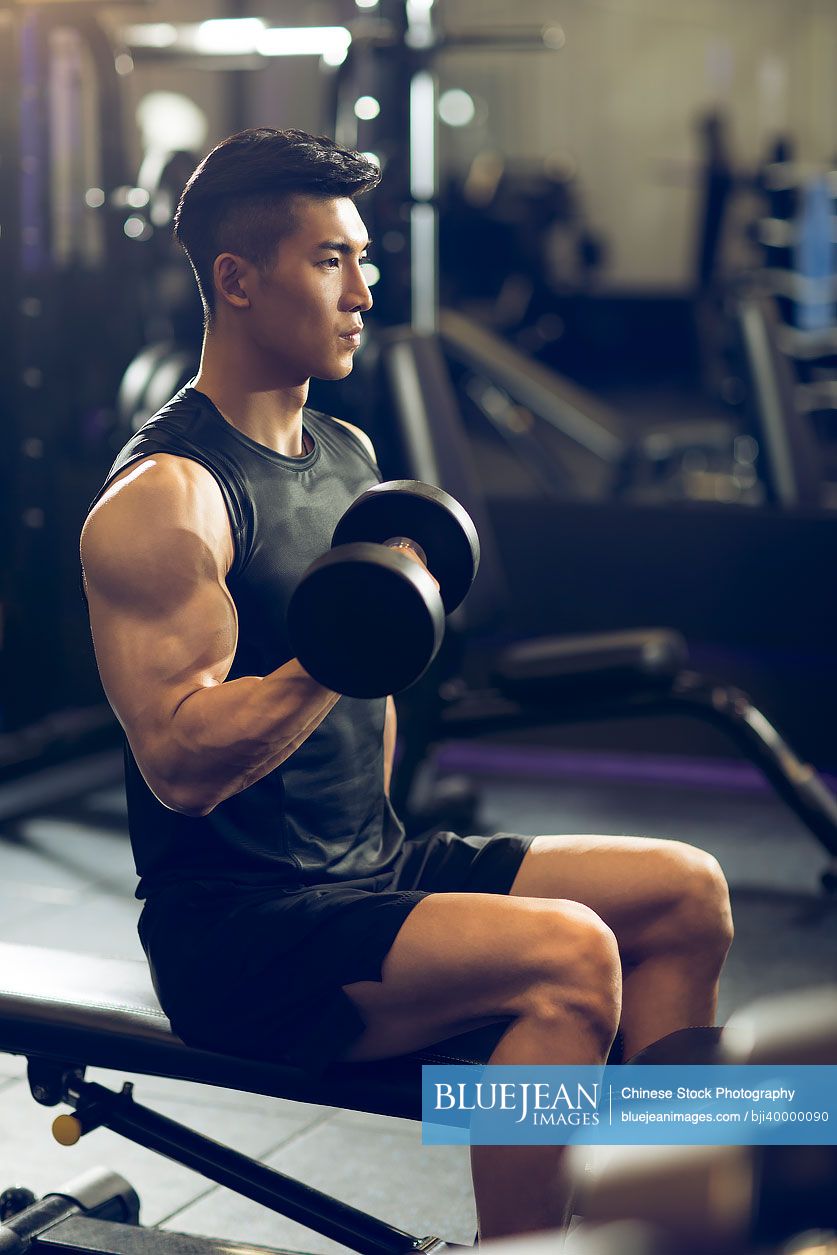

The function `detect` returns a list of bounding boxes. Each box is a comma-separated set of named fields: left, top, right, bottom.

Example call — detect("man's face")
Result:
left=239, top=195, right=373, bottom=383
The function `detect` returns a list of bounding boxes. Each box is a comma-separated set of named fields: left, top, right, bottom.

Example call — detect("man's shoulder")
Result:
left=138, top=384, right=208, bottom=439
left=87, top=385, right=232, bottom=542
left=108, top=386, right=204, bottom=467
left=86, top=453, right=227, bottom=535
left=333, top=416, right=376, bottom=464
left=307, top=408, right=377, bottom=465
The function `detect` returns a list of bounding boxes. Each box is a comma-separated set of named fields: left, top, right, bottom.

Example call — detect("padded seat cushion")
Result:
left=0, top=943, right=505, bottom=1120
left=492, top=629, right=688, bottom=703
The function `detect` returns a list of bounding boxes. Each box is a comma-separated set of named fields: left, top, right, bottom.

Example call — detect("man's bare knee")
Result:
left=523, top=900, right=622, bottom=1047
left=652, top=845, right=734, bottom=962
left=680, top=848, right=734, bottom=957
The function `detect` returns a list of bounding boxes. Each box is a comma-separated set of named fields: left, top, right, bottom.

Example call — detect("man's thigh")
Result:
left=339, top=889, right=611, bottom=1062
left=508, top=833, right=722, bottom=957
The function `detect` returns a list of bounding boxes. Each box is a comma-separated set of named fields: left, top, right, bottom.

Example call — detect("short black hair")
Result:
left=173, top=127, right=381, bottom=324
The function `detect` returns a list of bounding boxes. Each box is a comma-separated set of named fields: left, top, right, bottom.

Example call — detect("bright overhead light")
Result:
left=257, top=26, right=351, bottom=62
left=322, top=45, right=349, bottom=67
left=124, top=21, right=352, bottom=62
left=125, top=23, right=178, bottom=48
left=405, top=0, right=434, bottom=47
left=136, top=91, right=208, bottom=152
left=195, top=18, right=266, bottom=54
left=354, top=95, right=380, bottom=121
left=124, top=216, right=150, bottom=240
left=439, top=88, right=475, bottom=127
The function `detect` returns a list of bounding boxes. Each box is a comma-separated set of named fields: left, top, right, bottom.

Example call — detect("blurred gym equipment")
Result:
left=377, top=328, right=837, bottom=891
left=1, top=0, right=143, bottom=773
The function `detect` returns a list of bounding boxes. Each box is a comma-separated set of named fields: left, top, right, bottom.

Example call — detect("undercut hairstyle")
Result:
left=173, top=128, right=381, bottom=325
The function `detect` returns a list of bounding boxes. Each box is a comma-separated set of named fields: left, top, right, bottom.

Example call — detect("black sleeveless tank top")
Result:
left=87, top=386, right=406, bottom=900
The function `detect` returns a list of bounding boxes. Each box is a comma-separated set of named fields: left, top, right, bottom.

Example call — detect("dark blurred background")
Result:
left=1, top=0, right=836, bottom=778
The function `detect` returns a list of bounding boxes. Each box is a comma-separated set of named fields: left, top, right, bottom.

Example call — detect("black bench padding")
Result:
left=0, top=943, right=506, bottom=1120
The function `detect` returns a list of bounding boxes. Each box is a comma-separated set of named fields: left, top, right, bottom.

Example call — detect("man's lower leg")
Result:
left=470, top=1007, right=615, bottom=1242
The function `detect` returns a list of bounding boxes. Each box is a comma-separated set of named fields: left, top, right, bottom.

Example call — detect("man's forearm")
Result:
left=149, top=659, right=341, bottom=815
left=383, top=695, right=396, bottom=797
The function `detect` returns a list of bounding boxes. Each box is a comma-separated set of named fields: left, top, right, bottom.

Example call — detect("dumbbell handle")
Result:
left=383, top=536, right=428, bottom=567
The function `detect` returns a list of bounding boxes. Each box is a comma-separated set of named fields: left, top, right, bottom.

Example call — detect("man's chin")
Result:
left=313, top=359, right=355, bottom=383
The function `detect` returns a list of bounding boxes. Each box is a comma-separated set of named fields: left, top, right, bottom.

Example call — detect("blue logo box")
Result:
left=421, top=1065, right=837, bottom=1145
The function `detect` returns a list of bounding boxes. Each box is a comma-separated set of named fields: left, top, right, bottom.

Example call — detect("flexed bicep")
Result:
left=81, top=455, right=238, bottom=789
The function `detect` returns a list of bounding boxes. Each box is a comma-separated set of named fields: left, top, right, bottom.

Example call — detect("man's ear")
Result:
left=213, top=253, right=252, bottom=311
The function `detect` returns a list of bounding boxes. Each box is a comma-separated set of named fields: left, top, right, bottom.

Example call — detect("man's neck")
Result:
left=193, top=333, right=310, bottom=458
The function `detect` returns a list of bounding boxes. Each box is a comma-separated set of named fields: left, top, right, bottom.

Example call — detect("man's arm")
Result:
left=81, top=455, right=341, bottom=817
left=383, top=696, right=396, bottom=797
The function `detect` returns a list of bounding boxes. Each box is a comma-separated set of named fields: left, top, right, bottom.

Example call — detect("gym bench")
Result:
left=0, top=941, right=726, bottom=1254
left=0, top=939, right=512, bottom=1254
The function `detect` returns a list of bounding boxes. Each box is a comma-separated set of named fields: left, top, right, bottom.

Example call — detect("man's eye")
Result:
left=321, top=257, right=340, bottom=268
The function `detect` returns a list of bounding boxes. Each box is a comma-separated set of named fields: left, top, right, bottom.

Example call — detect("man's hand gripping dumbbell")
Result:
left=287, top=480, right=480, bottom=698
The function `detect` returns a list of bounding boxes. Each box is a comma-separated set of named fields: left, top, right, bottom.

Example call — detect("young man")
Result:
left=80, top=128, right=734, bottom=1241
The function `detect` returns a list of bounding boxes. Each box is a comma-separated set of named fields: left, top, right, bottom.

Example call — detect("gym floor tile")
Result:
left=0, top=897, right=62, bottom=935
left=329, top=1108, right=419, bottom=1137
left=81, top=786, right=129, bottom=815
left=16, top=816, right=136, bottom=894
left=165, top=1117, right=476, bottom=1253
left=265, top=1118, right=476, bottom=1247
left=721, top=887, right=837, bottom=1005
left=0, top=892, right=143, bottom=959
left=0, top=836, right=97, bottom=897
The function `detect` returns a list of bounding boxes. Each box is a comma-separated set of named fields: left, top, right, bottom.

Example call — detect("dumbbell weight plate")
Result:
left=331, top=480, right=480, bottom=615
left=287, top=543, right=445, bottom=698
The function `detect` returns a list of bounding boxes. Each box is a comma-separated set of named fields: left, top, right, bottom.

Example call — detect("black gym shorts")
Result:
left=138, top=830, right=536, bottom=1075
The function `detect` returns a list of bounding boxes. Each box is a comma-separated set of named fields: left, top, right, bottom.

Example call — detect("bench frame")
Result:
left=24, top=1055, right=448, bottom=1255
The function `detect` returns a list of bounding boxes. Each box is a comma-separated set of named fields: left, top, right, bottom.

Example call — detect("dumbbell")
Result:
left=287, top=480, right=480, bottom=698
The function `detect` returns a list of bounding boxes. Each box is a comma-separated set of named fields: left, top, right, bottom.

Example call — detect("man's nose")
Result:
left=345, top=264, right=373, bottom=312
left=351, top=279, right=373, bottom=313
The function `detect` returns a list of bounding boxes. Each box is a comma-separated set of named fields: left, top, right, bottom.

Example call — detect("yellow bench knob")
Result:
left=52, top=1114, right=82, bottom=1146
